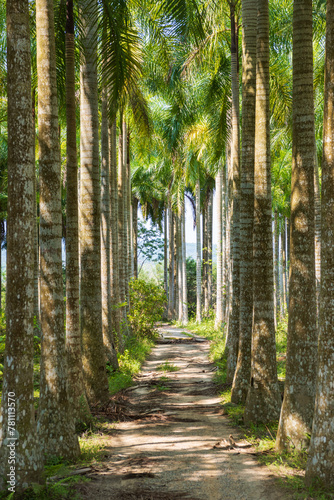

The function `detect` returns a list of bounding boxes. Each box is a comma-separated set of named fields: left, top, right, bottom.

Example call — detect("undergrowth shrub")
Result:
left=128, top=278, right=165, bottom=338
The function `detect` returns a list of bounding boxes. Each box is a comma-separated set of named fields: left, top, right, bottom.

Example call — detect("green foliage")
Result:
left=128, top=278, right=165, bottom=338
left=137, top=220, right=164, bottom=267
left=276, top=314, right=288, bottom=379
left=156, top=360, right=178, bottom=372
left=108, top=335, right=155, bottom=395
left=185, top=257, right=196, bottom=317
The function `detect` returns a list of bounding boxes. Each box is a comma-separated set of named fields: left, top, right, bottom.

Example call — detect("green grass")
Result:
left=156, top=360, right=178, bottom=372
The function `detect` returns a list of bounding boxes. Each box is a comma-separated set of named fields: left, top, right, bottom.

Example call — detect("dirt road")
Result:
left=77, top=326, right=291, bottom=500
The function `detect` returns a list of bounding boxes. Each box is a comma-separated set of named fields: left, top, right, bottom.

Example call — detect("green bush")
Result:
left=128, top=278, right=166, bottom=338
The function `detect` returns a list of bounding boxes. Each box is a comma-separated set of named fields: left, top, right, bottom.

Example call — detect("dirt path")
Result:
left=77, top=326, right=291, bottom=500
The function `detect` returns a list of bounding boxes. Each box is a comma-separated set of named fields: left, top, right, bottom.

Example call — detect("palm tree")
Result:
left=182, top=195, right=188, bottom=323
left=215, top=165, right=224, bottom=328
left=226, top=1, right=241, bottom=383
left=65, top=0, right=91, bottom=424
left=231, top=0, right=257, bottom=404
left=109, top=119, right=124, bottom=352
left=101, top=81, right=118, bottom=369
left=36, top=0, right=80, bottom=458
left=118, top=119, right=130, bottom=333
left=196, top=169, right=201, bottom=322
left=79, top=0, right=109, bottom=404
left=243, top=0, right=281, bottom=423
left=275, top=0, right=318, bottom=452
left=305, top=0, right=334, bottom=485
left=0, top=1, right=43, bottom=489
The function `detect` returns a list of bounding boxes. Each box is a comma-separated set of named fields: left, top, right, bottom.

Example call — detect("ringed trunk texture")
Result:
left=207, top=189, right=213, bottom=311
left=196, top=177, right=202, bottom=322
left=65, top=0, right=91, bottom=422
left=178, top=211, right=183, bottom=323
left=0, top=1, right=43, bottom=490
left=37, top=0, right=80, bottom=457
left=231, top=0, right=256, bottom=404
left=215, top=167, right=223, bottom=328
left=109, top=120, right=123, bottom=353
left=168, top=202, right=175, bottom=319
left=133, top=196, right=138, bottom=279
left=164, top=205, right=168, bottom=300
left=244, top=0, right=281, bottom=424
left=226, top=7, right=240, bottom=383
left=101, top=84, right=118, bottom=369
left=80, top=0, right=109, bottom=404
left=276, top=0, right=317, bottom=451
left=182, top=200, right=188, bottom=324
left=305, top=0, right=334, bottom=484
left=203, top=203, right=208, bottom=315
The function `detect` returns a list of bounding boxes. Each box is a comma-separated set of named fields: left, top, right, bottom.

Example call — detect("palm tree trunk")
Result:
left=244, top=0, right=281, bottom=423
left=274, top=210, right=280, bottom=319
left=202, top=203, right=208, bottom=315
left=37, top=0, right=80, bottom=457
left=32, top=88, right=40, bottom=335
left=118, top=120, right=129, bottom=335
left=182, top=198, right=188, bottom=324
left=79, top=0, right=109, bottom=404
left=207, top=189, right=213, bottom=311
left=0, top=1, right=43, bottom=488
left=305, top=0, right=334, bottom=484
left=196, top=175, right=202, bottom=322
left=133, top=196, right=138, bottom=279
left=231, top=0, right=256, bottom=404
left=101, top=83, right=118, bottom=369
left=109, top=119, right=123, bottom=352
left=178, top=211, right=183, bottom=322
left=127, top=131, right=133, bottom=279
left=65, top=0, right=91, bottom=421
left=282, top=218, right=287, bottom=314
left=164, top=205, right=168, bottom=300
left=173, top=212, right=178, bottom=318
left=276, top=0, right=318, bottom=450
left=123, top=122, right=130, bottom=305
left=168, top=201, right=174, bottom=319
left=314, top=156, right=321, bottom=316
left=215, top=167, right=223, bottom=328
left=226, top=5, right=240, bottom=383
left=279, top=218, right=284, bottom=316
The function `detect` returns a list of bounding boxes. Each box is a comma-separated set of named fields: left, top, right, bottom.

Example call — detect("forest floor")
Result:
left=74, top=325, right=292, bottom=500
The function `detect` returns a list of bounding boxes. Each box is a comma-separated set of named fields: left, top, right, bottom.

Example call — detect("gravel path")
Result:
left=76, top=326, right=291, bottom=500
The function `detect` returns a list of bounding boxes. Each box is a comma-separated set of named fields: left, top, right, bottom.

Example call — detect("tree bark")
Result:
left=65, top=0, right=91, bottom=422
left=118, top=120, right=129, bottom=336
left=101, top=81, right=118, bottom=369
left=276, top=0, right=318, bottom=450
left=168, top=201, right=175, bottom=319
left=109, top=120, right=123, bottom=352
left=79, top=0, right=109, bottom=404
left=196, top=176, right=202, bottom=322
left=215, top=167, right=224, bottom=328
left=0, top=1, right=43, bottom=489
left=231, top=0, right=256, bottom=404
left=226, top=5, right=240, bottom=383
left=203, top=203, right=208, bottom=315
left=305, top=0, right=334, bottom=484
left=182, top=198, right=188, bottom=324
left=244, top=0, right=281, bottom=423
left=133, top=196, right=138, bottom=279
left=37, top=0, right=80, bottom=457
